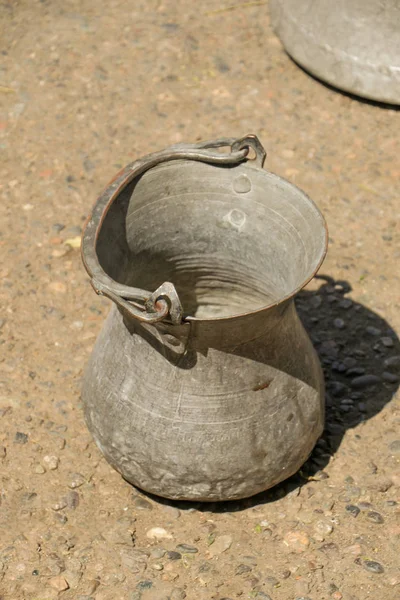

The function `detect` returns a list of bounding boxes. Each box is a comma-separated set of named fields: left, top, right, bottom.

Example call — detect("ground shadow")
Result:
left=133, top=275, right=400, bottom=512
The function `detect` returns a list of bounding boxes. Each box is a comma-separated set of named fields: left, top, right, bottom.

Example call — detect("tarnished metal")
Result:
left=81, top=134, right=328, bottom=501
left=270, top=0, right=400, bottom=105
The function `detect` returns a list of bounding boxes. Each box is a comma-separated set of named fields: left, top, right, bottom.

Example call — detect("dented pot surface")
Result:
left=81, top=135, right=328, bottom=501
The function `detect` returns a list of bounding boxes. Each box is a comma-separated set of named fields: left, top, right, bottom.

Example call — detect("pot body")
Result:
left=270, top=0, right=400, bottom=104
left=82, top=298, right=324, bottom=501
left=81, top=135, right=327, bottom=501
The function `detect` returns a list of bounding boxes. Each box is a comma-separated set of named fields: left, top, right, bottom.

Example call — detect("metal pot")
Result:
left=81, top=135, right=328, bottom=501
left=270, top=0, right=400, bottom=105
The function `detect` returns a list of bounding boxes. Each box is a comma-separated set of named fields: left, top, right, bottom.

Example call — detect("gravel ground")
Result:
left=0, top=1, right=399, bottom=599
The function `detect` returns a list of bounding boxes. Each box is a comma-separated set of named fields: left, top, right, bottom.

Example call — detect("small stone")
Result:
left=314, top=520, right=333, bottom=536
left=383, top=371, right=399, bottom=383
left=345, top=505, right=360, bottom=518
left=366, top=326, right=381, bottom=336
left=54, top=513, right=68, bottom=524
left=65, top=491, right=79, bottom=509
left=339, top=486, right=361, bottom=502
left=176, top=544, right=198, bottom=554
left=363, top=560, right=384, bottom=574
left=49, top=575, right=69, bottom=591
left=235, top=564, right=252, bottom=575
left=68, top=473, right=85, bottom=488
left=52, top=499, right=68, bottom=511
left=14, top=432, right=28, bottom=444
left=381, top=337, right=394, bottom=347
left=160, top=505, right=181, bottom=519
left=332, top=592, right=343, bottom=600
left=389, top=440, right=400, bottom=454
left=135, top=580, right=153, bottom=592
left=383, top=355, right=400, bottom=372
left=167, top=551, right=181, bottom=561
left=333, top=318, right=345, bottom=329
left=351, top=375, right=381, bottom=388
left=134, top=497, right=153, bottom=510
left=120, top=549, right=148, bottom=573
left=366, top=511, right=384, bottom=524
left=146, top=527, right=173, bottom=540
left=207, top=535, right=232, bottom=557
left=170, top=589, right=187, bottom=600
left=151, top=562, right=164, bottom=571
left=357, top=501, right=373, bottom=511
left=34, top=464, right=46, bottom=474
left=283, top=531, right=310, bottom=553
left=346, top=367, right=365, bottom=376
left=343, top=544, right=362, bottom=556
left=43, top=455, right=59, bottom=470
left=64, top=569, right=82, bottom=588
left=319, top=542, right=339, bottom=553
left=339, top=298, right=352, bottom=309
left=151, top=548, right=166, bottom=559
left=343, top=357, right=357, bottom=368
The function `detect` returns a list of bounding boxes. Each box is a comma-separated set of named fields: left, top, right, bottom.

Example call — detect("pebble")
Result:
left=167, top=551, right=182, bottom=561
left=52, top=499, right=68, bottom=511
left=235, top=564, right=252, bottom=575
left=151, top=562, right=164, bottom=571
left=14, top=432, right=28, bottom=444
left=34, top=464, right=46, bottom=474
left=49, top=575, right=69, bottom=591
left=346, top=367, right=365, bottom=376
left=66, top=490, right=80, bottom=509
left=343, top=357, right=357, bottom=368
left=363, top=560, right=384, bottom=574
left=381, top=336, right=394, bottom=347
left=339, top=298, right=352, bottom=309
left=283, top=531, right=310, bottom=553
left=382, top=371, right=399, bottom=383
left=314, top=520, right=334, bottom=536
left=389, top=440, right=400, bottom=454
left=176, top=544, right=198, bottom=554
left=366, top=511, right=384, bottom=524
left=345, top=505, right=360, bottom=518
left=333, top=318, right=345, bottom=329
left=384, top=355, right=400, bottom=372
left=136, top=580, right=153, bottom=591
left=151, top=548, right=166, bottom=559
left=120, top=549, right=149, bottom=573
left=365, top=326, right=381, bottom=336
left=43, top=455, right=59, bottom=470
left=343, top=544, right=362, bottom=556
left=146, top=527, right=173, bottom=540
left=160, top=504, right=181, bottom=519
left=68, top=473, right=86, bottom=488
left=351, top=375, right=381, bottom=388
left=207, top=535, right=233, bottom=557
left=134, top=497, right=153, bottom=510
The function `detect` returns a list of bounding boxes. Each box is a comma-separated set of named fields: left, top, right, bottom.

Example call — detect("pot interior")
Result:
left=96, top=159, right=327, bottom=319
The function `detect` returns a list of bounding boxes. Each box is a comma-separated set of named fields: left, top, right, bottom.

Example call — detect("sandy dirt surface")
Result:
left=0, top=1, right=399, bottom=599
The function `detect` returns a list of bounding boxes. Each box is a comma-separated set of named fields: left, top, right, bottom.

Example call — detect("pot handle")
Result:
left=82, top=135, right=266, bottom=324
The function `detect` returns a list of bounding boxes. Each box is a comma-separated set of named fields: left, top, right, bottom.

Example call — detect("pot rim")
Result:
left=82, top=139, right=328, bottom=324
